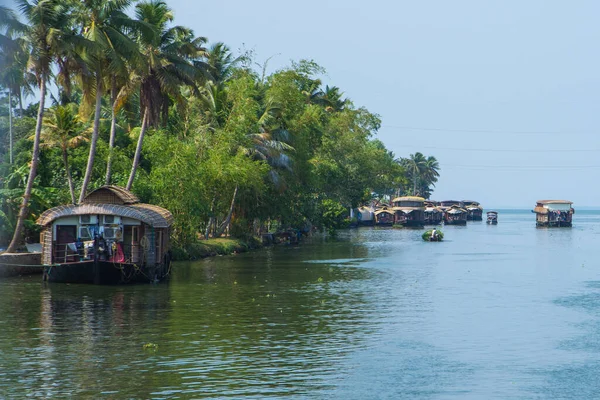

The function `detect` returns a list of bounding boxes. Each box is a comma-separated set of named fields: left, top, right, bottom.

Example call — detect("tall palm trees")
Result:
left=6, top=0, right=65, bottom=253
left=400, top=152, right=440, bottom=198
left=75, top=0, right=141, bottom=202
left=126, top=0, right=208, bottom=190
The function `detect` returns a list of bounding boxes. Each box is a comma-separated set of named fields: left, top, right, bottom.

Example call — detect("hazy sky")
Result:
left=162, top=0, right=599, bottom=208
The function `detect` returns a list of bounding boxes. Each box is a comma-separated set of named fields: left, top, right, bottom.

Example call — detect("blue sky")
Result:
left=10, top=0, right=600, bottom=208
left=168, top=0, right=600, bottom=208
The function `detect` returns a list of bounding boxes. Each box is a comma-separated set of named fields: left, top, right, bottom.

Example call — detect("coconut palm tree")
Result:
left=6, top=0, right=69, bottom=253
left=126, top=0, right=209, bottom=190
left=401, top=152, right=427, bottom=196
left=39, top=104, right=90, bottom=204
left=75, top=0, right=143, bottom=202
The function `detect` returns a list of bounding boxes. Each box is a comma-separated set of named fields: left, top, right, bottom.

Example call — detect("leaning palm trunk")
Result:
left=8, top=90, right=13, bottom=164
left=214, top=185, right=238, bottom=238
left=79, top=81, right=103, bottom=203
left=62, top=145, right=76, bottom=204
left=105, top=78, right=117, bottom=185
left=6, top=77, right=46, bottom=253
left=126, top=108, right=149, bottom=191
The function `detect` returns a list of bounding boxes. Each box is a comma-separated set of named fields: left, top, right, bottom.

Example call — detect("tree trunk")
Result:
left=6, top=76, right=46, bottom=253
left=126, top=108, right=149, bottom=191
left=79, top=77, right=103, bottom=203
left=204, top=196, right=216, bottom=239
left=105, top=77, right=117, bottom=185
left=62, top=146, right=76, bottom=204
left=8, top=90, right=12, bottom=164
left=18, top=89, right=23, bottom=118
left=214, top=185, right=238, bottom=238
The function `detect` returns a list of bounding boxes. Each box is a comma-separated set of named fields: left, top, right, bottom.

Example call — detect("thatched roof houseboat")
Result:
left=424, top=202, right=444, bottom=225
left=439, top=200, right=463, bottom=211
left=392, top=196, right=425, bottom=227
left=533, top=200, right=574, bottom=227
left=463, top=200, right=483, bottom=221
left=374, top=207, right=395, bottom=226
left=36, top=185, right=173, bottom=284
left=444, top=205, right=468, bottom=225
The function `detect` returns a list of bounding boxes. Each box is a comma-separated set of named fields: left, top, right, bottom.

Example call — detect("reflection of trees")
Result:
left=166, top=240, right=382, bottom=396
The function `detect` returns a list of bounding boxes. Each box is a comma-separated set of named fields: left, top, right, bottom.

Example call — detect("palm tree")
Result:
left=39, top=104, right=90, bottom=204
left=6, top=0, right=68, bottom=253
left=126, top=0, right=208, bottom=190
left=401, top=152, right=427, bottom=196
left=317, top=85, right=347, bottom=112
left=75, top=0, right=142, bottom=202
left=0, top=5, right=32, bottom=163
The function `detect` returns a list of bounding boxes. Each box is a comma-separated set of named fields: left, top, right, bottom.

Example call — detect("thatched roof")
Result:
left=462, top=200, right=480, bottom=205
left=374, top=209, right=394, bottom=216
left=82, top=185, right=140, bottom=205
left=37, top=203, right=174, bottom=228
left=536, top=200, right=573, bottom=205
left=533, top=206, right=548, bottom=215
left=392, top=196, right=425, bottom=203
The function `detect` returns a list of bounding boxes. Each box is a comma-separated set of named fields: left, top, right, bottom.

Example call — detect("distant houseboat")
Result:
left=374, top=207, right=395, bottom=226
left=439, top=200, right=463, bottom=212
left=36, top=186, right=173, bottom=284
left=356, top=206, right=375, bottom=226
left=444, top=205, right=468, bottom=225
left=533, top=200, right=574, bottom=227
left=424, top=202, right=444, bottom=225
left=486, top=211, right=498, bottom=225
left=463, top=200, right=483, bottom=221
left=392, top=196, right=425, bottom=227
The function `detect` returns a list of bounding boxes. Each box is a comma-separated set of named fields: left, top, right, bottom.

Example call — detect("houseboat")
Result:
left=439, top=200, right=463, bottom=212
left=36, top=185, right=173, bottom=284
left=374, top=207, right=395, bottom=226
left=463, top=200, right=483, bottom=221
left=424, top=202, right=444, bottom=225
left=444, top=205, right=468, bottom=225
left=392, top=196, right=425, bottom=227
left=486, top=211, right=498, bottom=225
left=533, top=200, right=574, bottom=227
left=356, top=206, right=375, bottom=226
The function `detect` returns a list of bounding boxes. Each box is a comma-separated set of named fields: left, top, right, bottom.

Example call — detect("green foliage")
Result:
left=0, top=2, right=441, bottom=248
left=422, top=229, right=444, bottom=242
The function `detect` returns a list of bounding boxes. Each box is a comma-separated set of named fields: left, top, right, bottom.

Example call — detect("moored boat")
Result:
left=444, top=205, right=468, bottom=225
left=533, top=200, right=574, bottom=227
left=486, top=211, right=498, bottom=225
left=463, top=200, right=483, bottom=221
left=36, top=186, right=173, bottom=284
left=392, top=196, right=425, bottom=227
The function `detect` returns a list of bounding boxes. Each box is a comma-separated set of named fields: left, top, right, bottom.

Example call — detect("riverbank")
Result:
left=171, top=237, right=263, bottom=261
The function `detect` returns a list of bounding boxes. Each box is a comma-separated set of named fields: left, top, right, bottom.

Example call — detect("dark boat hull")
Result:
left=445, top=220, right=467, bottom=226
left=536, top=222, right=572, bottom=227
left=43, top=260, right=170, bottom=284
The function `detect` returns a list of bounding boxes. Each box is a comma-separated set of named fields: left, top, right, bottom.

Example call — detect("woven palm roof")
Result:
left=536, top=200, right=573, bottom=205
left=37, top=203, right=174, bottom=228
left=82, top=185, right=140, bottom=205
left=392, top=196, right=425, bottom=203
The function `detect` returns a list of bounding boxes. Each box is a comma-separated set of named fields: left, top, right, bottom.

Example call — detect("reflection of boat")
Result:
left=486, top=211, right=498, bottom=225
left=532, top=200, right=574, bottom=227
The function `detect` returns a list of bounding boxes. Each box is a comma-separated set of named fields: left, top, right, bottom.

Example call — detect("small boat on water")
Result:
left=422, top=229, right=443, bottom=242
left=532, top=200, right=574, bottom=227
left=486, top=211, right=498, bottom=225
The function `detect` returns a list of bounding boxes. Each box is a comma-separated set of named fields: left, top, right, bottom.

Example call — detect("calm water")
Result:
left=2, top=210, right=600, bottom=399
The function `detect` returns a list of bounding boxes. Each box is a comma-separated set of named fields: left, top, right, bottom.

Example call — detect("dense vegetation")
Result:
left=0, top=0, right=440, bottom=254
